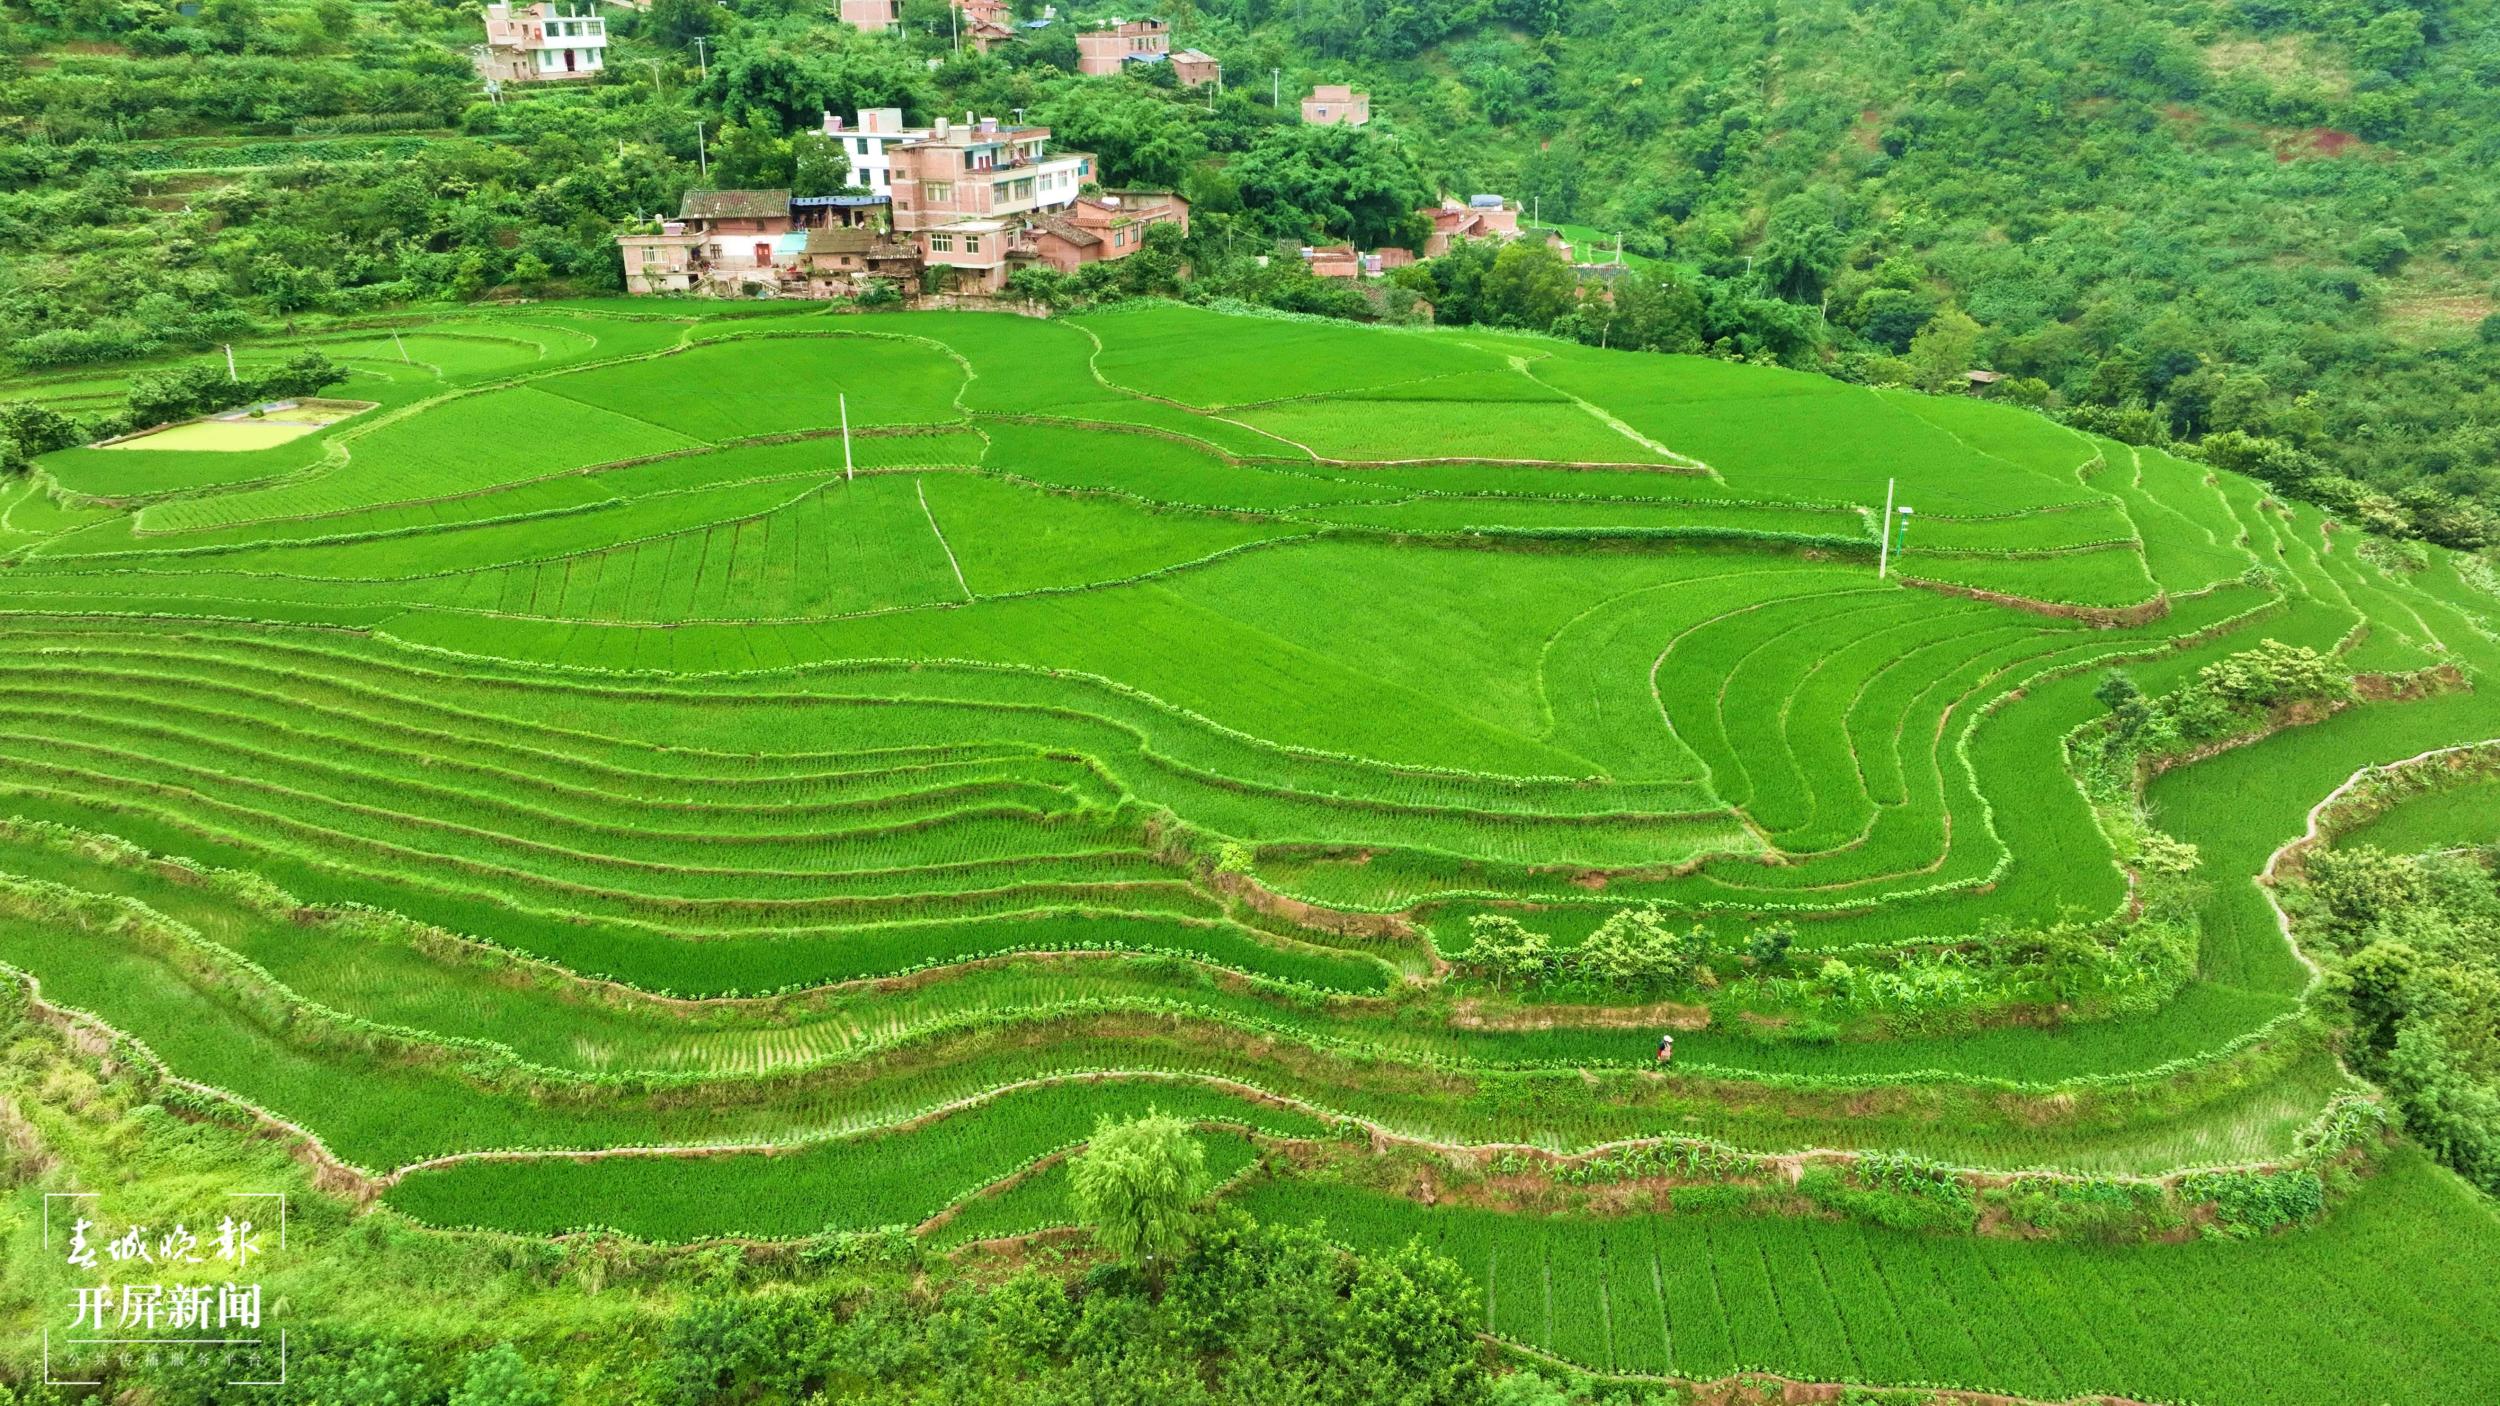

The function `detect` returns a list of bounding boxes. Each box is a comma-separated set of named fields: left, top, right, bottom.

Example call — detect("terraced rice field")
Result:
left=5, top=301, right=2498, bottom=1403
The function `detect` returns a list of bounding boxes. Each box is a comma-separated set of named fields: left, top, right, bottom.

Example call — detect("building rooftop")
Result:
left=679, top=189, right=792, bottom=219
left=805, top=227, right=877, bottom=254
left=790, top=194, right=892, bottom=209
left=1031, top=216, right=1102, bottom=248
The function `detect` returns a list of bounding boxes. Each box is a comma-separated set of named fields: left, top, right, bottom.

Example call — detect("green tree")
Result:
left=1037, top=89, right=1209, bottom=189
left=1569, top=905, right=1705, bottom=991
left=1228, top=123, right=1431, bottom=249
left=2195, top=640, right=2349, bottom=708
left=1906, top=308, right=1982, bottom=392
left=1479, top=239, right=1577, bottom=330
left=449, top=1344, right=558, bottom=1406
left=1848, top=285, right=1936, bottom=352
left=1070, top=1109, right=1210, bottom=1286
left=1464, top=913, right=1553, bottom=989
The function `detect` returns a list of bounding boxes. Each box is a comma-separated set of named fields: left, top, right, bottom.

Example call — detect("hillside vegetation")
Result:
left=5, top=0, right=2498, bottom=532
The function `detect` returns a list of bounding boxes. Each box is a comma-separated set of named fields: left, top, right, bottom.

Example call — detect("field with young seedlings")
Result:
left=5, top=301, right=2499, bottom=1403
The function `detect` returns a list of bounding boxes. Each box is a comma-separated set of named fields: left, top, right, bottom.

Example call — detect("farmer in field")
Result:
left=1656, top=1032, right=1674, bottom=1065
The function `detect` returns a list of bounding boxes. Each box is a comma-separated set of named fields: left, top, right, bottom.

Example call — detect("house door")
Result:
left=754, top=242, right=772, bottom=265
left=562, top=48, right=576, bottom=71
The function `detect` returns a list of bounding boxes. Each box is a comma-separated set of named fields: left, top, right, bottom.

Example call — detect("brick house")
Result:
left=1302, top=84, right=1369, bottom=125
left=955, top=0, right=1016, bottom=49
left=1077, top=18, right=1168, bottom=75
left=837, top=0, right=899, bottom=33
left=1420, top=195, right=1521, bottom=256
left=617, top=189, right=795, bottom=294
left=796, top=227, right=923, bottom=296
left=1170, top=49, right=1221, bottom=88
left=1302, top=245, right=1361, bottom=278
left=1024, top=191, right=1191, bottom=274
left=476, top=2, right=605, bottom=82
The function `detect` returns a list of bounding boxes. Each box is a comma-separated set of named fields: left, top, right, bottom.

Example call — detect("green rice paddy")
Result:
left=4, top=300, right=2496, bottom=1403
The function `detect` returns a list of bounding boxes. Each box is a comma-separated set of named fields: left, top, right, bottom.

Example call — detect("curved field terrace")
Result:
left=5, top=301, right=2499, bottom=1405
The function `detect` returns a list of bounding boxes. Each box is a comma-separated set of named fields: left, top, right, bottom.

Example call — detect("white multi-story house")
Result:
left=477, top=2, right=606, bottom=81
left=819, top=108, right=925, bottom=199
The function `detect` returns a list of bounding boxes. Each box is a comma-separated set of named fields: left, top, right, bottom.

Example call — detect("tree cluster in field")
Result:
left=1465, top=896, right=2191, bottom=1039
left=2089, top=640, right=2355, bottom=776
left=0, top=348, right=348, bottom=470
left=2297, top=840, right=2500, bottom=1194
left=110, top=350, right=350, bottom=434
left=0, top=401, right=85, bottom=474
left=1464, top=905, right=1707, bottom=994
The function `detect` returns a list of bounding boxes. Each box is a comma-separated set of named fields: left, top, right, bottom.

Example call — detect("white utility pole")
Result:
left=1877, top=477, right=1896, bottom=580
left=840, top=393, right=854, bottom=482
left=1272, top=67, right=1280, bottom=106
left=697, top=121, right=709, bottom=175
left=223, top=344, right=238, bottom=382
left=392, top=331, right=410, bottom=363
left=694, top=35, right=708, bottom=79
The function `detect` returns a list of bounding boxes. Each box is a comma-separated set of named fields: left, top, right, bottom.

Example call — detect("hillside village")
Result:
left=464, top=1, right=1612, bottom=306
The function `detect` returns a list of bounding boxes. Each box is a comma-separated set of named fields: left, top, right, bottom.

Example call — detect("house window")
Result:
left=931, top=233, right=954, bottom=252
left=963, top=235, right=980, bottom=253
left=856, top=168, right=870, bottom=187
left=925, top=180, right=954, bottom=203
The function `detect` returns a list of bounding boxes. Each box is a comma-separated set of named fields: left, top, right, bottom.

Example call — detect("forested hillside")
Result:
left=3, top=0, right=2495, bottom=502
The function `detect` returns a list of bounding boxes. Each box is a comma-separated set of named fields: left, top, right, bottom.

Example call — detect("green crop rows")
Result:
left=5, top=300, right=2498, bottom=1403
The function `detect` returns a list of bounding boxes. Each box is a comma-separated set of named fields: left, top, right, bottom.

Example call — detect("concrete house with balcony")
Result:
left=1302, top=84, right=1369, bottom=125
left=1076, top=18, right=1168, bottom=75
left=476, top=2, right=606, bottom=81
left=888, top=114, right=1096, bottom=292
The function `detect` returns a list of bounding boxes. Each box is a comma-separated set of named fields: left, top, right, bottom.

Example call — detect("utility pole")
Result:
left=223, top=344, right=238, bottom=383
left=1272, top=67, right=1280, bottom=107
left=1877, top=478, right=1896, bottom=580
left=639, top=57, right=664, bottom=98
left=391, top=332, right=410, bottom=363
left=839, top=394, right=854, bottom=482
left=697, top=121, right=709, bottom=176
left=694, top=35, right=708, bottom=79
